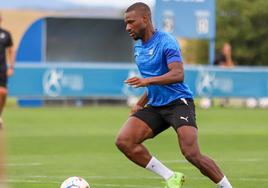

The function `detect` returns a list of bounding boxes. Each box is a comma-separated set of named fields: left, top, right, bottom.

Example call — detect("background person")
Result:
left=213, top=42, right=235, bottom=107
left=214, top=42, right=234, bottom=68
left=0, top=12, right=15, bottom=188
left=0, top=12, right=15, bottom=128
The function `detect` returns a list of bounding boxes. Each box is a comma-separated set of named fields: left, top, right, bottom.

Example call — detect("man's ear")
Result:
left=142, top=14, right=149, bottom=24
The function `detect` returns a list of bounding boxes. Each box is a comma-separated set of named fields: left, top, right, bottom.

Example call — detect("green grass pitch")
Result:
left=3, top=105, right=268, bottom=188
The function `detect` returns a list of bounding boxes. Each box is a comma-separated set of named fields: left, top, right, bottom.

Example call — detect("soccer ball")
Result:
left=245, top=98, right=258, bottom=108
left=199, top=97, right=212, bottom=109
left=60, top=176, right=90, bottom=188
left=259, top=98, right=268, bottom=108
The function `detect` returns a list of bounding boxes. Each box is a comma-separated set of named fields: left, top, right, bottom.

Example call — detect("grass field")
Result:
left=3, top=105, right=268, bottom=188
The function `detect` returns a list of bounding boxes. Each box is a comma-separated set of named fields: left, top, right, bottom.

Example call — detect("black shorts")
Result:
left=132, top=98, right=197, bottom=136
left=0, top=72, right=7, bottom=88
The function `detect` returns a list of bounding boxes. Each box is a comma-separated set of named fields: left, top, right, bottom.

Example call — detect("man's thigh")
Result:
left=161, top=99, right=197, bottom=131
left=117, top=116, right=154, bottom=143
left=131, top=107, right=170, bottom=137
left=176, top=126, right=200, bottom=156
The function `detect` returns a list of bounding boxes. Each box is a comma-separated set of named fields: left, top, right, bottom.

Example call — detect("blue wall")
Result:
left=8, top=64, right=268, bottom=98
left=16, top=19, right=44, bottom=62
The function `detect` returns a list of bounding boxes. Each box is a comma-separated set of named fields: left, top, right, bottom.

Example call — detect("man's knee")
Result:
left=181, top=147, right=202, bottom=165
left=115, top=135, right=132, bottom=153
left=115, top=135, right=144, bottom=158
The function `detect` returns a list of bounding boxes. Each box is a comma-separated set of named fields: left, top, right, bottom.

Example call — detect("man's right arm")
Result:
left=130, top=91, right=148, bottom=115
left=6, top=32, right=15, bottom=76
left=7, top=46, right=15, bottom=76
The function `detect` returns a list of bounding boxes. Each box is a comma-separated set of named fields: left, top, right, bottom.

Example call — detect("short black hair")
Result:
left=126, top=2, right=152, bottom=20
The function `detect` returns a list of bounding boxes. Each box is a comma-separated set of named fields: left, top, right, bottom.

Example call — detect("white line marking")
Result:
left=4, top=162, right=42, bottom=167
left=7, top=175, right=268, bottom=182
left=162, top=158, right=262, bottom=164
left=93, top=183, right=162, bottom=188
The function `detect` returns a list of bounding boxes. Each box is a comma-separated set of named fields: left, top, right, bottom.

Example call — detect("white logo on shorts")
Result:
left=180, top=116, right=189, bottom=122
left=181, top=98, right=188, bottom=105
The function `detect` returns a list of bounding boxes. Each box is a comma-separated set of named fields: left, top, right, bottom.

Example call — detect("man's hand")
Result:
left=7, top=67, right=14, bottom=77
left=124, top=76, right=150, bottom=88
left=130, top=103, right=144, bottom=115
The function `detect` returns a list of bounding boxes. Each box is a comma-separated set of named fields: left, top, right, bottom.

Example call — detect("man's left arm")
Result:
left=125, top=62, right=184, bottom=87
left=147, top=62, right=184, bottom=85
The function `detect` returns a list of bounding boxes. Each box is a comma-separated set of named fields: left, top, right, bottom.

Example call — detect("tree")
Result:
left=183, top=0, right=268, bottom=66
left=216, top=0, right=268, bottom=66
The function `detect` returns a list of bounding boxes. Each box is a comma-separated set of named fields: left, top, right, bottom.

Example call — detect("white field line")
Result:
left=3, top=158, right=261, bottom=167
left=162, top=158, right=262, bottom=164
left=4, top=162, right=42, bottom=167
left=92, top=183, right=162, bottom=188
left=6, top=175, right=268, bottom=183
left=4, top=179, right=163, bottom=188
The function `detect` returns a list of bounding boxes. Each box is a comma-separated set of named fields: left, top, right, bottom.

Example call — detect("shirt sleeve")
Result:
left=6, top=32, right=13, bottom=47
left=163, top=35, right=183, bottom=64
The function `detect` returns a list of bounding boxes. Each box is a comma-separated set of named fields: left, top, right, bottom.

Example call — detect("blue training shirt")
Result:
left=134, top=31, right=193, bottom=106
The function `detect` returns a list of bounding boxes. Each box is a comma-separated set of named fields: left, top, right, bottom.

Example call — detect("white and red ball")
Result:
left=60, top=176, right=90, bottom=188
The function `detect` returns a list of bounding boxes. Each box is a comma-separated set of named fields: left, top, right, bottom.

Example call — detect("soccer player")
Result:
left=0, top=12, right=15, bottom=128
left=115, top=2, right=232, bottom=188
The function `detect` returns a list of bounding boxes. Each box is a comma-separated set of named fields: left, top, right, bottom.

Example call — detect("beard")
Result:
left=132, top=27, right=146, bottom=41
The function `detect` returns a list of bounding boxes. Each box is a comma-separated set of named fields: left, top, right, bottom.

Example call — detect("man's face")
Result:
left=124, top=10, right=146, bottom=40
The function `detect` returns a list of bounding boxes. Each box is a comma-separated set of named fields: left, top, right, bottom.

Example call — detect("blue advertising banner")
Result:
left=8, top=64, right=144, bottom=98
left=186, top=66, right=268, bottom=98
left=8, top=64, right=268, bottom=98
left=155, top=0, right=215, bottom=39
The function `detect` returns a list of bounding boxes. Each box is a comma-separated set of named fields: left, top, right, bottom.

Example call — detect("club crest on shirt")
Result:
left=134, top=51, right=139, bottom=57
left=148, top=48, right=154, bottom=56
